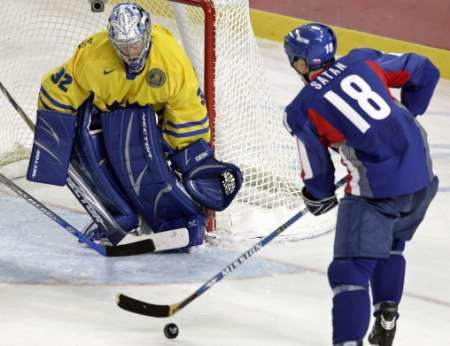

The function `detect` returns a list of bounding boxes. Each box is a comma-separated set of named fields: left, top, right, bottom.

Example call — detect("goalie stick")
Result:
left=0, top=80, right=35, bottom=130
left=0, top=79, right=130, bottom=241
left=0, top=80, right=191, bottom=255
left=116, top=177, right=347, bottom=317
left=0, top=172, right=189, bottom=256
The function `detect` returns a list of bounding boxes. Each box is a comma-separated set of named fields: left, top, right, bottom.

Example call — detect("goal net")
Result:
left=0, top=0, right=336, bottom=240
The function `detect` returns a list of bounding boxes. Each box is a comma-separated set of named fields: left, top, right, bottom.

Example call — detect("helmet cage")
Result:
left=108, top=3, right=151, bottom=73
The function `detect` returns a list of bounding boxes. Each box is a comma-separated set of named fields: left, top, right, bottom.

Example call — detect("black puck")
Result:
left=164, top=323, right=179, bottom=339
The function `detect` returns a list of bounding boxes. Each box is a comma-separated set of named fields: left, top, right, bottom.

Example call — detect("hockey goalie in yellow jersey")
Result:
left=26, top=2, right=242, bottom=252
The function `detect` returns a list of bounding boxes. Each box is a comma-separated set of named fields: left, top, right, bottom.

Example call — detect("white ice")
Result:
left=1, top=40, right=450, bottom=346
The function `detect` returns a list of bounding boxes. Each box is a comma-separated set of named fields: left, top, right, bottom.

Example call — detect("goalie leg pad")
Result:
left=27, top=109, right=77, bottom=186
left=71, top=100, right=139, bottom=244
left=187, top=214, right=205, bottom=247
left=171, top=139, right=243, bottom=211
left=100, top=105, right=205, bottom=246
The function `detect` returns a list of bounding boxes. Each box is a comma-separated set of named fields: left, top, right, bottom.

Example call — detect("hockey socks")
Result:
left=328, top=258, right=377, bottom=345
left=368, top=241, right=405, bottom=346
left=371, top=239, right=406, bottom=306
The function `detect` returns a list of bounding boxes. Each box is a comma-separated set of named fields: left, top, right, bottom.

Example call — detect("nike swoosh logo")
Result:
left=103, top=69, right=114, bottom=75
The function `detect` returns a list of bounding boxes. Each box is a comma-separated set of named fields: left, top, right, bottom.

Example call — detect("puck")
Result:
left=164, top=323, right=179, bottom=339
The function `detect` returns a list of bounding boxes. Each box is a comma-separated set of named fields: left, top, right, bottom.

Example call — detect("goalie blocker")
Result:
left=26, top=101, right=242, bottom=251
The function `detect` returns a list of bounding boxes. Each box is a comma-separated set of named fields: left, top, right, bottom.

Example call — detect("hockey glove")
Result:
left=302, top=187, right=338, bottom=216
left=170, top=139, right=243, bottom=211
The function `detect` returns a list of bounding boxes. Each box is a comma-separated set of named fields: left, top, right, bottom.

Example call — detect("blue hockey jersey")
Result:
left=285, top=48, right=439, bottom=199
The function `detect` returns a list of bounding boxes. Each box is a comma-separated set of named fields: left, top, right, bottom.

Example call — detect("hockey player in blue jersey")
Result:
left=25, top=3, right=242, bottom=252
left=284, top=23, right=439, bottom=345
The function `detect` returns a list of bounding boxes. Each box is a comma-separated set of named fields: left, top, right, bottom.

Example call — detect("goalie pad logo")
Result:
left=31, top=149, right=41, bottom=179
left=147, top=68, right=166, bottom=88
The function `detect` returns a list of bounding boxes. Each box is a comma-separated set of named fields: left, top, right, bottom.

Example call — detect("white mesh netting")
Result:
left=0, top=0, right=335, bottom=240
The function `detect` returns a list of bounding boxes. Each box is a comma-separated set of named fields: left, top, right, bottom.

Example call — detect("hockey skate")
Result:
left=368, top=301, right=398, bottom=346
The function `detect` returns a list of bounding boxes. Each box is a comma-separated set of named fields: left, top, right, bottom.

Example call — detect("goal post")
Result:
left=0, top=0, right=333, bottom=240
left=156, top=0, right=217, bottom=147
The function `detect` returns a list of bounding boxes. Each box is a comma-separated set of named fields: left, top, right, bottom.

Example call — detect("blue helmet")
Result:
left=284, top=23, right=336, bottom=70
left=108, top=3, right=151, bottom=73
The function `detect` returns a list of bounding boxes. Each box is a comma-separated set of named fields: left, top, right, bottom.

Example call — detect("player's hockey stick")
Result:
left=116, top=177, right=347, bottom=317
left=0, top=172, right=160, bottom=256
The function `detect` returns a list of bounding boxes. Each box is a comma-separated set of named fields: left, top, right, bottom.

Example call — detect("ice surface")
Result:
left=1, top=34, right=450, bottom=346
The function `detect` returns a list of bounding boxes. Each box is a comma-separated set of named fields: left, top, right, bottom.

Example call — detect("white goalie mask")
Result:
left=107, top=3, right=151, bottom=73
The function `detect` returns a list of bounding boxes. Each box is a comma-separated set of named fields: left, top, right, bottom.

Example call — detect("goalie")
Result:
left=26, top=3, right=242, bottom=251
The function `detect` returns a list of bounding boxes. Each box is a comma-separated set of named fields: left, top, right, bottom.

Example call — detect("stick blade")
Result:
left=116, top=293, right=171, bottom=318
left=105, top=239, right=155, bottom=257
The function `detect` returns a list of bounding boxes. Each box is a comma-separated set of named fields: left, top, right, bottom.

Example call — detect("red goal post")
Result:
left=162, top=0, right=218, bottom=232
left=0, top=0, right=325, bottom=240
left=169, top=0, right=217, bottom=148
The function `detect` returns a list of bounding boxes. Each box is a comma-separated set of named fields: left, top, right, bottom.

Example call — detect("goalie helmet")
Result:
left=107, top=3, right=151, bottom=73
left=284, top=23, right=336, bottom=70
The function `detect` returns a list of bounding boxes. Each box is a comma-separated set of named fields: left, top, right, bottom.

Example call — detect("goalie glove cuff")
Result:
left=171, top=139, right=213, bottom=174
left=302, top=187, right=338, bottom=216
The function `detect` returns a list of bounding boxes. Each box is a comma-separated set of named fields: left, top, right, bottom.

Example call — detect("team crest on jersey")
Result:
left=147, top=68, right=166, bottom=88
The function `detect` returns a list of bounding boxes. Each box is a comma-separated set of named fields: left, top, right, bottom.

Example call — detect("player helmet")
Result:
left=284, top=23, right=336, bottom=71
left=107, top=3, right=151, bottom=73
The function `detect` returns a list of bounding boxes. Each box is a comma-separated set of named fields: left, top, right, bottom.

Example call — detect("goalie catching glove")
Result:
left=170, top=139, right=243, bottom=211
left=302, top=187, right=338, bottom=216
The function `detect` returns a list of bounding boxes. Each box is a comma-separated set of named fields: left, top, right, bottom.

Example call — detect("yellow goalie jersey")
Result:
left=38, top=25, right=210, bottom=150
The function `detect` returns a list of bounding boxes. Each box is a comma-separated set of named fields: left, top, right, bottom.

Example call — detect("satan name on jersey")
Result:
left=310, top=62, right=347, bottom=90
